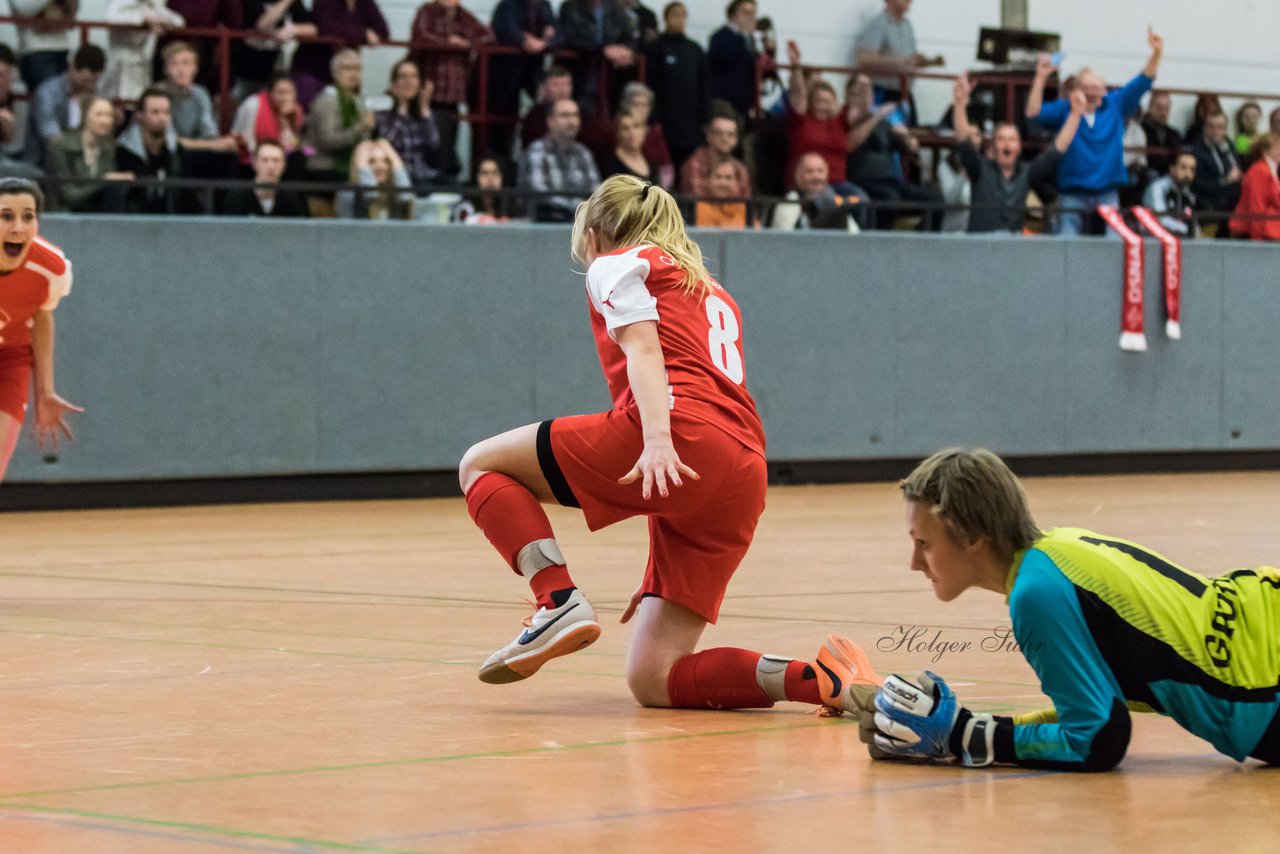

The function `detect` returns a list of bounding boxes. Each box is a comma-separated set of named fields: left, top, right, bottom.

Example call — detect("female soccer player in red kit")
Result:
left=0, top=178, right=81, bottom=481
left=459, top=174, right=880, bottom=713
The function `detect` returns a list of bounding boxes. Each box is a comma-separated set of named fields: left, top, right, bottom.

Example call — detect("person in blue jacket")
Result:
left=1026, top=27, right=1164, bottom=235
left=865, top=447, right=1280, bottom=772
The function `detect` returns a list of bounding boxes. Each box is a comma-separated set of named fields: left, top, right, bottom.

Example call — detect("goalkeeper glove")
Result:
left=869, top=671, right=998, bottom=767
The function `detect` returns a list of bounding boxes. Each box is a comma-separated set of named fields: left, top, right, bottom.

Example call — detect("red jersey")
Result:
left=584, top=244, right=765, bottom=456
left=0, top=237, right=72, bottom=354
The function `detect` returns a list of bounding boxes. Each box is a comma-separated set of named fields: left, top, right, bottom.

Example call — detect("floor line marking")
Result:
left=0, top=721, right=828, bottom=801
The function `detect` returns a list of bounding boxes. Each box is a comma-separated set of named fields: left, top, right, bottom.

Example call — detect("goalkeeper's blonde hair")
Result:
left=571, top=174, right=713, bottom=298
left=900, top=448, right=1041, bottom=560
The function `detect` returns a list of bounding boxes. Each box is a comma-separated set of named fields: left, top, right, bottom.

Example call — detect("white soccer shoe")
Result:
left=478, top=589, right=602, bottom=684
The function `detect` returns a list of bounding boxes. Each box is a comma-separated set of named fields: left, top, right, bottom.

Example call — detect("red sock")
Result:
left=465, top=472, right=575, bottom=607
left=784, top=660, right=821, bottom=705
left=667, top=648, right=774, bottom=710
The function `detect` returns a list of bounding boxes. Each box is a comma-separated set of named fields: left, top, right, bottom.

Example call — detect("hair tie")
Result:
left=641, top=182, right=652, bottom=200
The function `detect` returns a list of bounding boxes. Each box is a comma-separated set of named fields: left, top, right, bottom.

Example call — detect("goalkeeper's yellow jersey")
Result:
left=998, top=528, right=1280, bottom=769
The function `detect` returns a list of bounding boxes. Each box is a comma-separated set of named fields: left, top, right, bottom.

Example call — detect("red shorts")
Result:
left=540, top=408, right=767, bottom=623
left=0, top=347, right=32, bottom=424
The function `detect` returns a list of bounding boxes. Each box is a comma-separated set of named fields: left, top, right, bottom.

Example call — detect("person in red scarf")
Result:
left=232, top=72, right=307, bottom=172
left=1229, top=134, right=1280, bottom=241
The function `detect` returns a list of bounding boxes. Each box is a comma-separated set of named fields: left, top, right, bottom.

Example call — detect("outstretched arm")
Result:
left=1143, top=26, right=1164, bottom=79
left=952, top=72, right=973, bottom=141
left=787, top=41, right=808, bottom=114
left=1025, top=52, right=1056, bottom=119
left=31, top=310, right=82, bottom=454
left=1054, top=88, right=1087, bottom=152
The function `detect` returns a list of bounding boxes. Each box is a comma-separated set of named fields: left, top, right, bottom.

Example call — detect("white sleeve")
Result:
left=40, top=256, right=72, bottom=312
left=585, top=248, right=659, bottom=340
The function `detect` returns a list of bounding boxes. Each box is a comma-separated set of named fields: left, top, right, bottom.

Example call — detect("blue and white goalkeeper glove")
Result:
left=870, top=671, right=997, bottom=767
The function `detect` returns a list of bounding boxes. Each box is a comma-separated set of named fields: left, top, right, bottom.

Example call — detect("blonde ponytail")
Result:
left=572, top=174, right=714, bottom=297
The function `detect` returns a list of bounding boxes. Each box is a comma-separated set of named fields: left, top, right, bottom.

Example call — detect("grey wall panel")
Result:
left=893, top=235, right=1070, bottom=456
left=1221, top=243, right=1280, bottom=449
left=718, top=231, right=899, bottom=459
left=6, top=219, right=1278, bottom=483
left=1061, top=240, right=1225, bottom=453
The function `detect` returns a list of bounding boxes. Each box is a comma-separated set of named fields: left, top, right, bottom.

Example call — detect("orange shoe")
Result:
left=478, top=589, right=601, bottom=684
left=814, top=634, right=883, bottom=717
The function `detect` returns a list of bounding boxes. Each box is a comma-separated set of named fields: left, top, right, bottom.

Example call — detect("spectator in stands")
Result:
left=303, top=49, right=375, bottom=183
left=224, top=139, right=308, bottom=216
left=1191, top=111, right=1242, bottom=223
left=708, top=0, right=761, bottom=120
left=845, top=71, right=940, bottom=231
left=8, top=0, right=76, bottom=93
left=693, top=159, right=752, bottom=228
left=157, top=0, right=242, bottom=93
left=559, top=0, right=638, bottom=116
left=952, top=72, right=1083, bottom=234
left=0, top=44, right=40, bottom=179
left=521, top=64, right=569, bottom=151
left=784, top=42, right=858, bottom=188
left=1183, top=93, right=1224, bottom=147
left=374, top=59, right=448, bottom=190
left=103, top=0, right=184, bottom=102
left=488, top=0, right=558, bottom=159
left=46, top=96, right=132, bottom=212
left=1228, top=134, right=1280, bottom=241
left=770, top=151, right=867, bottom=232
left=679, top=104, right=748, bottom=199
left=116, top=86, right=181, bottom=213
left=1141, top=90, right=1181, bottom=176
left=337, top=138, right=414, bottom=219
left=517, top=96, right=599, bottom=222
left=452, top=155, right=515, bottom=223
left=647, top=2, right=709, bottom=177
left=854, top=0, right=942, bottom=125
left=27, top=44, right=105, bottom=169
left=409, top=0, right=492, bottom=177
left=601, top=110, right=655, bottom=183
left=1120, top=115, right=1150, bottom=205
left=1271, top=107, right=1280, bottom=138
left=1027, top=27, right=1163, bottom=235
left=1142, top=147, right=1197, bottom=237
left=232, top=72, right=306, bottom=172
left=621, top=0, right=659, bottom=48
left=159, top=42, right=240, bottom=157
left=234, top=1, right=316, bottom=102
left=617, top=81, right=673, bottom=187
left=1234, top=102, right=1262, bottom=159
left=292, top=0, right=389, bottom=108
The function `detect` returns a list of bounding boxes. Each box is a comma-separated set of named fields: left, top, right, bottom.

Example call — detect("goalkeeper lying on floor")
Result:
left=864, top=448, right=1280, bottom=772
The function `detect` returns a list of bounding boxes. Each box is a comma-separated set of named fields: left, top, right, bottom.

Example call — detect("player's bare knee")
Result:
left=458, top=444, right=487, bottom=493
left=626, top=660, right=673, bottom=708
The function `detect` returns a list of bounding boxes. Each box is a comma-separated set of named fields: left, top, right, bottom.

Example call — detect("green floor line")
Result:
left=0, top=803, right=429, bottom=854
left=0, top=720, right=827, bottom=801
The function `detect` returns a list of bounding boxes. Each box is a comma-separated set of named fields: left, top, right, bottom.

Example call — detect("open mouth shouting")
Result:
left=3, top=240, right=26, bottom=258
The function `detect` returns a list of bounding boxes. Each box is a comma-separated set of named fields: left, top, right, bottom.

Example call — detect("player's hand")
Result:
left=619, top=584, right=645, bottom=623
left=34, top=393, right=83, bottom=454
left=617, top=438, right=699, bottom=500
left=868, top=671, right=997, bottom=767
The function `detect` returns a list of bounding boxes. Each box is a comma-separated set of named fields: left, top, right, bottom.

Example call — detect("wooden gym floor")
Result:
left=1, top=471, right=1277, bottom=852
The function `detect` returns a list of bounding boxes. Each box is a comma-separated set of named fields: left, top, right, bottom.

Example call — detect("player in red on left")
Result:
left=0, top=178, right=82, bottom=481
left=458, top=173, right=881, bottom=716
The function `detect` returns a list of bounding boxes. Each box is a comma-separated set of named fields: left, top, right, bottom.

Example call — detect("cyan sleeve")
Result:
left=1116, top=73, right=1154, bottom=119
left=1004, top=550, right=1132, bottom=771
